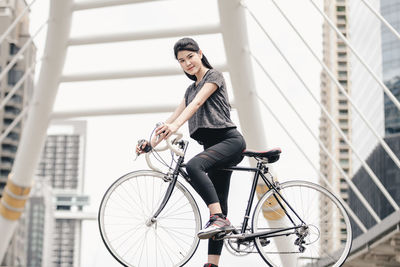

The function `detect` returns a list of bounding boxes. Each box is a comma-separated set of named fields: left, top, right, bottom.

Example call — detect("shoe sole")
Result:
left=197, top=226, right=235, bottom=240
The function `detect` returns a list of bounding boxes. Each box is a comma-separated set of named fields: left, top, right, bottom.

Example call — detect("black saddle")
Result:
left=242, top=148, right=281, bottom=163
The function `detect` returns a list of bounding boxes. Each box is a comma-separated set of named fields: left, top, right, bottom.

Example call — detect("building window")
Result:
left=7, top=68, right=24, bottom=86
left=336, top=6, right=346, bottom=12
left=9, top=43, right=20, bottom=55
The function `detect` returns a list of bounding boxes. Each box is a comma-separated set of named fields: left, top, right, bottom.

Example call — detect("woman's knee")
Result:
left=185, top=157, right=205, bottom=175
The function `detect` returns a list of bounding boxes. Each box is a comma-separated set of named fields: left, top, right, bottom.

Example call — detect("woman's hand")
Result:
left=155, top=123, right=179, bottom=140
left=135, top=139, right=151, bottom=155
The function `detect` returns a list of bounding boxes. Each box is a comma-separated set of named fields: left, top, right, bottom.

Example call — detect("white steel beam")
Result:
left=51, top=105, right=177, bottom=119
left=54, top=211, right=97, bottom=220
left=252, top=51, right=371, bottom=231
left=360, top=0, right=400, bottom=41
left=254, top=92, right=367, bottom=233
left=218, top=0, right=267, bottom=151
left=60, top=63, right=228, bottom=82
left=0, top=0, right=73, bottom=261
left=0, top=64, right=35, bottom=110
left=269, top=0, right=400, bottom=174
left=0, top=108, right=28, bottom=144
left=309, top=0, right=400, bottom=113
left=73, top=0, right=164, bottom=11
left=0, top=0, right=37, bottom=44
left=0, top=22, right=46, bottom=83
left=243, top=2, right=399, bottom=212
left=51, top=101, right=237, bottom=119
left=218, top=0, right=296, bottom=266
left=68, top=24, right=221, bottom=46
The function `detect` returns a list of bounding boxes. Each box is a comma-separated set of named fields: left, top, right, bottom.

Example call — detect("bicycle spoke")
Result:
left=99, top=171, right=200, bottom=267
left=252, top=181, right=352, bottom=267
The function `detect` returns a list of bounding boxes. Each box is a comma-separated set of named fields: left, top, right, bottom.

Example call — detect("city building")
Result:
left=0, top=0, right=36, bottom=190
left=0, top=0, right=36, bottom=266
left=36, top=120, right=90, bottom=267
left=26, top=177, right=54, bottom=267
left=320, top=0, right=400, bottom=263
left=381, top=0, right=400, bottom=135
left=349, top=133, right=400, bottom=237
left=348, top=0, right=384, bottom=172
left=319, top=0, right=353, bottom=251
left=346, top=0, right=400, bottom=237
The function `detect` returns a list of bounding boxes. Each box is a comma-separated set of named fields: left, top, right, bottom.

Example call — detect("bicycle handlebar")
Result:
left=144, top=131, right=184, bottom=172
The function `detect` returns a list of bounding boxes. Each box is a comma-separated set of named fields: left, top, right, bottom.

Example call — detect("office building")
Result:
left=349, top=134, right=400, bottom=237
left=381, top=0, right=400, bottom=135
left=319, top=0, right=353, bottom=251
left=36, top=120, right=89, bottom=267
left=26, top=177, right=54, bottom=267
left=347, top=0, right=400, bottom=238
left=0, top=0, right=36, bottom=265
left=348, top=0, right=384, bottom=172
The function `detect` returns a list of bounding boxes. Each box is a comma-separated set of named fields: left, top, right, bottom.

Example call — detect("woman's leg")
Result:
left=207, top=169, right=232, bottom=265
left=185, top=135, right=245, bottom=265
left=185, top=135, right=244, bottom=207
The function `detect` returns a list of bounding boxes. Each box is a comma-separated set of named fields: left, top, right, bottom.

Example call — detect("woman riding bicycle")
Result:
left=136, top=37, right=246, bottom=267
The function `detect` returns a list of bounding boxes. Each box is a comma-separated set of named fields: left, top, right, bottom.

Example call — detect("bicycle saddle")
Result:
left=242, top=148, right=281, bottom=163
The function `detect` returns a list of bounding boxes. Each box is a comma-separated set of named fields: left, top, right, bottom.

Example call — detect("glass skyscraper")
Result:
left=381, top=0, right=400, bottom=135
left=346, top=0, right=400, bottom=240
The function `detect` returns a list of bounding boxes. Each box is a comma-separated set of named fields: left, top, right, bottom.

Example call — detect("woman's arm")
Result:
left=149, top=98, right=186, bottom=148
left=156, top=82, right=218, bottom=139
left=165, top=98, right=186, bottom=124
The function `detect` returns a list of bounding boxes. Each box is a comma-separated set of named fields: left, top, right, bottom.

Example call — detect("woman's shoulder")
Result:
left=207, top=68, right=222, bottom=76
left=205, top=68, right=224, bottom=83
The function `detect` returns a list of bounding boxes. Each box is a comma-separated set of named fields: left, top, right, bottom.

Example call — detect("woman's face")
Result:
left=177, top=50, right=203, bottom=76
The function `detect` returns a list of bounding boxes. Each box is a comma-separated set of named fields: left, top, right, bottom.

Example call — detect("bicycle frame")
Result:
left=148, top=140, right=306, bottom=241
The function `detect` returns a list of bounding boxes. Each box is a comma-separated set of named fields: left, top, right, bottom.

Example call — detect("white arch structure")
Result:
left=0, top=0, right=270, bottom=261
left=0, top=0, right=399, bottom=265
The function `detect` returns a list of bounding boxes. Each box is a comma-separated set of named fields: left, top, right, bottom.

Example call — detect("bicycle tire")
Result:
left=252, top=180, right=352, bottom=267
left=98, top=170, right=201, bottom=267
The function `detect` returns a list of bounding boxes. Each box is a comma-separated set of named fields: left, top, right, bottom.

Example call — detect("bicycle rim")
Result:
left=252, top=180, right=352, bottom=267
left=98, top=170, right=201, bottom=267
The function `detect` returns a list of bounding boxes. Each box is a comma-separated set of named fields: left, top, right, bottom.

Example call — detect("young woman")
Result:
left=136, top=37, right=246, bottom=267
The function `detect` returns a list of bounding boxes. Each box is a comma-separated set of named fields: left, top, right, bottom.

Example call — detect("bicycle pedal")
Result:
left=259, top=238, right=270, bottom=247
left=213, top=232, right=227, bottom=240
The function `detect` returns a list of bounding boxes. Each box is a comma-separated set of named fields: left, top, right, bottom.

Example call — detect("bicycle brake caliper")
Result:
left=163, top=172, right=173, bottom=182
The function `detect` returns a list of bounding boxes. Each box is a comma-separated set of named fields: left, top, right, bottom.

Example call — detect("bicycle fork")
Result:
left=145, top=156, right=185, bottom=227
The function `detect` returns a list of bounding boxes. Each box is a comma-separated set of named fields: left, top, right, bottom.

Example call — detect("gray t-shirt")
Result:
left=184, top=69, right=236, bottom=140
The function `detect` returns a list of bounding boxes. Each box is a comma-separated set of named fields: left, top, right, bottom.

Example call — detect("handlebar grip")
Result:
left=145, top=131, right=184, bottom=172
left=166, top=132, right=184, bottom=156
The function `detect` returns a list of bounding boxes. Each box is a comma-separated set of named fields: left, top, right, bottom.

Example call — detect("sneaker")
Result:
left=203, top=264, right=218, bottom=267
left=197, top=214, right=234, bottom=239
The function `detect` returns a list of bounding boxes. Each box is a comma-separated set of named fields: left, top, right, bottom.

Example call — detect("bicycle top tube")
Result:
left=144, top=132, right=282, bottom=173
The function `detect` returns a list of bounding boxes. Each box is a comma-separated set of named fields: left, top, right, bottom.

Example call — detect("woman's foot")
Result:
left=203, top=264, right=218, bottom=267
left=198, top=214, right=234, bottom=239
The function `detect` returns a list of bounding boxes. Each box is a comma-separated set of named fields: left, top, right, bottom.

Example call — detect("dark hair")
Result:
left=173, top=37, right=213, bottom=81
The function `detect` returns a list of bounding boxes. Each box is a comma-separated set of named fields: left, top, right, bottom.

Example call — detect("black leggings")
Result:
left=186, top=128, right=246, bottom=255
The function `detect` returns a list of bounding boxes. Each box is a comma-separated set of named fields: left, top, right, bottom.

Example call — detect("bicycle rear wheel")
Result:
left=98, top=170, right=201, bottom=267
left=252, top=180, right=352, bottom=267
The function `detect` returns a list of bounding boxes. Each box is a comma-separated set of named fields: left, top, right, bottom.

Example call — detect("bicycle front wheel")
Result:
left=98, top=170, right=201, bottom=267
left=252, top=180, right=352, bottom=267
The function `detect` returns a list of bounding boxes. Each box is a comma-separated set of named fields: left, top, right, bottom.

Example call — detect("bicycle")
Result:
left=98, top=130, right=352, bottom=267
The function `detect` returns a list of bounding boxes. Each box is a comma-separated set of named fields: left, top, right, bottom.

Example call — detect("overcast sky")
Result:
left=30, top=0, right=323, bottom=266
